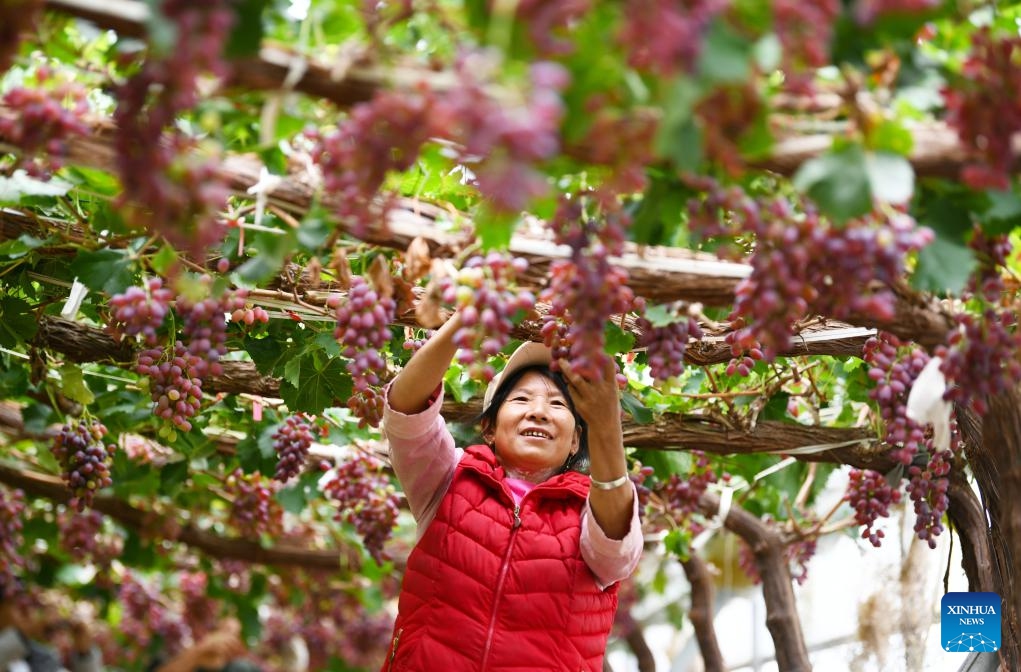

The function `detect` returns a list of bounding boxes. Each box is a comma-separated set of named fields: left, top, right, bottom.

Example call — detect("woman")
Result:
left=381, top=311, right=642, bottom=671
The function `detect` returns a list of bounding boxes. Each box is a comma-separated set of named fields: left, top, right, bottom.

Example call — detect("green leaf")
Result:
left=150, top=245, right=179, bottom=275
left=475, top=209, right=516, bottom=251
left=662, top=527, right=692, bottom=560
left=159, top=460, right=190, bottom=496
left=604, top=322, right=634, bottom=355
left=236, top=228, right=297, bottom=284
left=793, top=145, right=871, bottom=224
left=0, top=234, right=44, bottom=259
left=864, top=151, right=914, bottom=205
left=0, top=172, right=73, bottom=202
left=698, top=19, right=752, bottom=83
left=69, top=248, right=135, bottom=294
left=60, top=364, right=94, bottom=405
left=655, top=79, right=704, bottom=171
left=276, top=471, right=320, bottom=514
left=244, top=335, right=287, bottom=376
left=63, top=167, right=121, bottom=198
left=760, top=392, right=790, bottom=421
left=142, top=0, right=178, bottom=54
left=869, top=120, right=914, bottom=156
left=279, top=354, right=353, bottom=414
left=752, top=33, right=782, bottom=71
left=980, top=190, right=1021, bottom=235
left=225, top=0, right=267, bottom=57
left=21, top=403, right=54, bottom=434
left=644, top=304, right=684, bottom=328
left=912, top=233, right=976, bottom=294
left=296, top=211, right=333, bottom=249
left=620, top=391, right=654, bottom=424
left=629, top=176, right=689, bottom=246
left=0, top=296, right=37, bottom=347
left=282, top=353, right=303, bottom=389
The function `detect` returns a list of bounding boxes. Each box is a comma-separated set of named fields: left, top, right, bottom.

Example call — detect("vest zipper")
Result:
left=387, top=627, right=403, bottom=671
left=479, top=503, right=521, bottom=671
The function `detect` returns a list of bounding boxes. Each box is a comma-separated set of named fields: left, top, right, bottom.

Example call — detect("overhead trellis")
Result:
left=2, top=1, right=1021, bottom=671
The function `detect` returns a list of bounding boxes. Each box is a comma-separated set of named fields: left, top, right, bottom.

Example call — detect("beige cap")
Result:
left=482, top=341, right=553, bottom=412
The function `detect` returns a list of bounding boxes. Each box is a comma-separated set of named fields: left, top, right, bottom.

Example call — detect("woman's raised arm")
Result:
left=562, top=358, right=633, bottom=540
left=387, top=311, right=462, bottom=414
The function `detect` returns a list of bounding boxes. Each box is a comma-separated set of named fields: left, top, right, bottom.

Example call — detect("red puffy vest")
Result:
left=381, top=445, right=619, bottom=671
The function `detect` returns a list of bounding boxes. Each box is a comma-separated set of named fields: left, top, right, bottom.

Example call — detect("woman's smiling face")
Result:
left=489, top=370, right=579, bottom=480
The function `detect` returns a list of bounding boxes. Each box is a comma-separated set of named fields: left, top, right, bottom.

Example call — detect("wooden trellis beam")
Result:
left=27, top=316, right=892, bottom=471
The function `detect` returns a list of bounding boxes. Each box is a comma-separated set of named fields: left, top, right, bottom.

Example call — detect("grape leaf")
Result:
left=0, top=234, right=43, bottom=259
left=0, top=171, right=73, bottom=202
left=698, top=18, right=752, bottom=84
left=159, top=460, right=190, bottom=496
left=60, top=364, right=94, bottom=405
left=69, top=249, right=135, bottom=295
left=912, top=234, right=976, bottom=295
left=0, top=296, right=37, bottom=347
left=793, top=145, right=871, bottom=224
left=279, top=354, right=352, bottom=414
left=225, top=0, right=268, bottom=58
left=621, top=391, right=654, bottom=424
left=980, top=189, right=1021, bottom=235
left=604, top=322, right=635, bottom=354
left=864, top=151, right=915, bottom=205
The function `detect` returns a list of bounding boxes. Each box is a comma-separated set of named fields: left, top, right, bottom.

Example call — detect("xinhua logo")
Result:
left=941, top=592, right=1001, bottom=653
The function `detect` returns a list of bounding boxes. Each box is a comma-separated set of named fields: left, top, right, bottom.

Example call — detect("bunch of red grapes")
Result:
left=50, top=420, right=115, bottom=511
left=112, top=0, right=234, bottom=255
left=0, top=70, right=89, bottom=178
left=637, top=307, right=704, bottom=382
left=272, top=414, right=315, bottom=483
left=432, top=58, right=568, bottom=213
left=617, top=0, right=726, bottom=76
left=225, top=468, right=283, bottom=539
left=322, top=453, right=401, bottom=564
left=864, top=333, right=931, bottom=466
left=687, top=181, right=932, bottom=360
left=333, top=277, right=396, bottom=391
left=943, top=29, right=1021, bottom=190
left=845, top=468, right=902, bottom=547
left=443, top=253, right=536, bottom=382
left=0, top=487, right=25, bottom=593
left=309, top=89, right=435, bottom=237
left=108, top=277, right=174, bottom=345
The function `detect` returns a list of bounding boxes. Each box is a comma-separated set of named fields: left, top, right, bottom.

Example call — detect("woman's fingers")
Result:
left=560, top=356, right=620, bottom=420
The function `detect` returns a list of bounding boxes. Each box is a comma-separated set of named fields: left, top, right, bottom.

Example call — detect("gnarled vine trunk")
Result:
left=957, top=386, right=1021, bottom=670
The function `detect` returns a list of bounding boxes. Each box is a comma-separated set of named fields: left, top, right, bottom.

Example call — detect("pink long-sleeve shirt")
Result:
left=382, top=385, right=643, bottom=589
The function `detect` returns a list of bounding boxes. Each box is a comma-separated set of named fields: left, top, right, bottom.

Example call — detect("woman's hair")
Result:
left=478, top=364, right=589, bottom=473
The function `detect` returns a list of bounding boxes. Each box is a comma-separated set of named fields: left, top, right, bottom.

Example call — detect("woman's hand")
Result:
left=387, top=310, right=463, bottom=415
left=559, top=356, right=621, bottom=432
left=561, top=355, right=633, bottom=540
left=157, top=620, right=244, bottom=672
